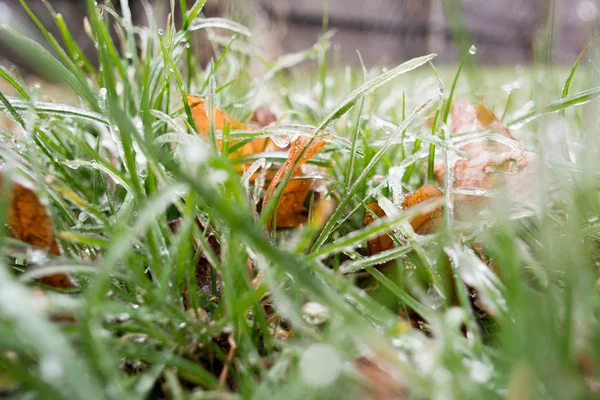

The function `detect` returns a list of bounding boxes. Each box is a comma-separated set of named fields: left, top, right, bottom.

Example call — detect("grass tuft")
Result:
left=0, top=2, right=599, bottom=399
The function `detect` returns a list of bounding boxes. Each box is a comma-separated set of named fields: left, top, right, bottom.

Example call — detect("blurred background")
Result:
left=0, top=0, right=598, bottom=69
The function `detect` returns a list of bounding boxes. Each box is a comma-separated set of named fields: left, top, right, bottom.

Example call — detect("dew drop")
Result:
left=427, top=285, right=445, bottom=310
left=469, top=44, right=477, bottom=55
left=40, top=356, right=63, bottom=382
left=299, top=344, right=341, bottom=387
left=577, top=1, right=598, bottom=22
left=138, top=168, right=148, bottom=179
left=157, top=29, right=164, bottom=36
left=271, top=133, right=291, bottom=148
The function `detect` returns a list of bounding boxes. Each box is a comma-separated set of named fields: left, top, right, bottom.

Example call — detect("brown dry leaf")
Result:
left=1, top=173, right=73, bottom=288
left=364, top=202, right=394, bottom=255
left=434, top=100, right=537, bottom=217
left=263, top=135, right=326, bottom=229
left=186, top=94, right=272, bottom=161
left=355, top=357, right=407, bottom=400
left=251, top=106, right=277, bottom=128
left=364, top=184, right=443, bottom=255
left=401, top=184, right=443, bottom=235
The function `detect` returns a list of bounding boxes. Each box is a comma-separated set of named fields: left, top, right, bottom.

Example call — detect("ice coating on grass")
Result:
left=445, top=245, right=507, bottom=315
left=242, top=158, right=266, bottom=188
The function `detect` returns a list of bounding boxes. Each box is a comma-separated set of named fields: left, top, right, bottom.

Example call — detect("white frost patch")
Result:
left=464, top=358, right=494, bottom=384
left=301, top=302, right=330, bottom=325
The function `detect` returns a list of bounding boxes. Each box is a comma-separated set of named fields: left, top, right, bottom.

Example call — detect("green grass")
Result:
left=1, top=1, right=600, bottom=399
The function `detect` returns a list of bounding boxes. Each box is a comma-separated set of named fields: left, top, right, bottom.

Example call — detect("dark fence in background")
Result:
left=259, top=0, right=599, bottom=65
left=0, top=0, right=598, bottom=71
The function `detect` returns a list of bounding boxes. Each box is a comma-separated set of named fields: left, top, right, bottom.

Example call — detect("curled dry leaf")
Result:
left=434, top=100, right=537, bottom=217
left=1, top=173, right=73, bottom=288
left=401, top=184, right=443, bottom=235
left=364, top=184, right=443, bottom=255
left=364, top=202, right=394, bottom=255
left=263, top=135, right=327, bottom=229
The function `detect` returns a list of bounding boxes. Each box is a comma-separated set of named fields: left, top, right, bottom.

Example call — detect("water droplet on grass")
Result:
left=40, top=356, right=63, bottom=382
left=300, top=344, right=341, bottom=387
left=271, top=133, right=292, bottom=148
left=98, top=87, right=107, bottom=112
left=577, top=1, right=598, bottom=21
left=469, top=44, right=477, bottom=55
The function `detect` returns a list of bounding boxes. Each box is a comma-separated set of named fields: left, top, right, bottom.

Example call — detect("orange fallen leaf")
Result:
left=187, top=94, right=248, bottom=135
left=186, top=95, right=328, bottom=229
left=1, top=173, right=73, bottom=288
left=364, top=184, right=443, bottom=255
left=186, top=94, right=272, bottom=160
left=263, top=135, right=326, bottom=229
left=364, top=202, right=394, bottom=255
left=401, top=184, right=443, bottom=235
left=434, top=100, right=537, bottom=217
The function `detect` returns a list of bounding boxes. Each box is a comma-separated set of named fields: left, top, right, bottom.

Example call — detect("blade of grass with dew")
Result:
left=506, top=86, right=600, bottom=127
left=311, top=100, right=430, bottom=251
